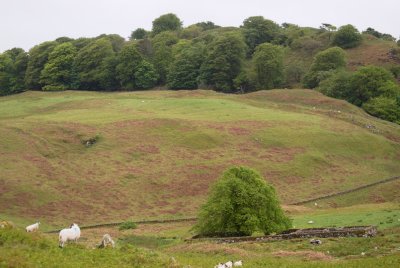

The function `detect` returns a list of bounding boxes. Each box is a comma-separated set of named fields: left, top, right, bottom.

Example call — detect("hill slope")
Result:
left=1, top=89, right=400, bottom=225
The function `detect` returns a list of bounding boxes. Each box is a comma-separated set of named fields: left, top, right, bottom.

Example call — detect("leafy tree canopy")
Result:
left=332, top=24, right=362, bottom=49
left=241, top=16, right=280, bottom=53
left=194, top=166, right=291, bottom=237
left=40, top=42, right=78, bottom=91
left=252, top=42, right=284, bottom=89
left=130, top=28, right=148, bottom=40
left=199, top=32, right=246, bottom=92
left=152, top=13, right=182, bottom=36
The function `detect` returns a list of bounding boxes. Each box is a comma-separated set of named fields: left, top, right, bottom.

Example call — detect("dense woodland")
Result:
left=1, top=14, right=400, bottom=123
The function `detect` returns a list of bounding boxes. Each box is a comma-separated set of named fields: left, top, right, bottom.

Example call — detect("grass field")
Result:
left=1, top=89, right=400, bottom=226
left=1, top=88, right=400, bottom=267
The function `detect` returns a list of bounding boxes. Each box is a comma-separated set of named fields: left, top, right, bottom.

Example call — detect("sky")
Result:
left=1, top=0, right=399, bottom=52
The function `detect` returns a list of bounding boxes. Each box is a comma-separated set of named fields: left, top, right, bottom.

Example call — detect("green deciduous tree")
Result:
left=0, top=48, right=28, bottom=95
left=194, top=166, right=291, bottom=237
left=303, top=46, right=346, bottom=88
left=167, top=42, right=205, bottom=89
left=199, top=33, right=246, bottom=92
left=152, top=13, right=182, bottom=36
left=25, top=41, right=57, bottom=89
left=40, top=42, right=77, bottom=91
left=74, top=38, right=115, bottom=90
left=134, top=60, right=158, bottom=89
left=151, top=31, right=179, bottom=84
left=130, top=28, right=148, bottom=40
left=115, top=43, right=143, bottom=89
left=242, top=16, right=280, bottom=53
left=363, top=96, right=400, bottom=123
left=348, top=65, right=397, bottom=106
left=332, top=24, right=362, bottom=49
left=252, top=43, right=284, bottom=89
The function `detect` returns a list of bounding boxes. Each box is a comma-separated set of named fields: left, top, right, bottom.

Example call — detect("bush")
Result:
left=194, top=166, right=291, bottom=237
left=348, top=65, right=396, bottom=106
left=332, top=24, right=362, bottom=48
left=317, top=70, right=353, bottom=99
left=119, top=221, right=137, bottom=230
left=363, top=96, right=400, bottom=123
left=303, top=47, right=346, bottom=88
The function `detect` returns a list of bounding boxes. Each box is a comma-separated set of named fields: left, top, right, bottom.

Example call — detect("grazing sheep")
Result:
left=98, top=234, right=115, bottom=248
left=308, top=220, right=314, bottom=224
left=224, top=261, right=233, bottom=268
left=233, top=260, right=243, bottom=266
left=26, top=222, right=40, bottom=232
left=0, top=221, right=14, bottom=229
left=59, top=223, right=81, bottom=248
left=310, top=239, right=322, bottom=245
left=214, top=263, right=225, bottom=268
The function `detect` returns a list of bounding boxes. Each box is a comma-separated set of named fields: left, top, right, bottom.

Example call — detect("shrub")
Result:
left=332, top=24, right=362, bottom=48
left=363, top=96, right=400, bottom=123
left=119, top=221, right=137, bottom=230
left=194, top=166, right=291, bottom=237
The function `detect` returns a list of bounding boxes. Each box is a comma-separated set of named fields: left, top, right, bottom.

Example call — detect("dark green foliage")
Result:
left=119, top=221, right=138, bottom=230
left=363, top=96, right=400, bottom=123
left=134, top=60, right=158, bottom=89
left=116, top=43, right=143, bottom=89
left=252, top=43, right=284, bottom=89
left=25, top=41, right=57, bottom=89
left=195, top=21, right=220, bottom=31
left=194, top=166, right=292, bottom=237
left=363, top=27, right=384, bottom=38
left=152, top=13, right=182, bottom=36
left=303, top=47, right=346, bottom=88
left=96, top=34, right=125, bottom=52
left=167, top=42, right=205, bottom=89
left=0, top=48, right=28, bottom=95
left=233, top=71, right=254, bottom=93
left=348, top=66, right=396, bottom=106
left=310, top=46, right=346, bottom=72
left=332, top=24, right=362, bottom=49
left=152, top=32, right=179, bottom=84
left=242, top=16, right=280, bottom=53
left=180, top=25, right=202, bottom=40
left=40, top=42, right=78, bottom=91
left=74, top=38, right=115, bottom=90
left=130, top=28, right=148, bottom=40
left=318, top=70, right=353, bottom=99
left=285, top=61, right=306, bottom=85
left=199, top=33, right=246, bottom=92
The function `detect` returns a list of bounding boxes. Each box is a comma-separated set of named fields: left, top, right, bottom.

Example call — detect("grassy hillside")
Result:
left=1, top=89, right=400, bottom=226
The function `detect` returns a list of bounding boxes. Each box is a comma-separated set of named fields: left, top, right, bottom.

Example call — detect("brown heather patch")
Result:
left=273, top=250, right=333, bottom=260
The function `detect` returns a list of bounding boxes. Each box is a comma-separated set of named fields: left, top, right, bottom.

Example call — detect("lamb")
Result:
left=26, top=222, right=40, bottom=232
left=59, top=223, right=81, bottom=248
left=233, top=260, right=243, bottom=266
left=98, top=234, right=115, bottom=248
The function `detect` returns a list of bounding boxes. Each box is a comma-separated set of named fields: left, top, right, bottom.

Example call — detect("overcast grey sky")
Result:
left=1, top=0, right=399, bottom=52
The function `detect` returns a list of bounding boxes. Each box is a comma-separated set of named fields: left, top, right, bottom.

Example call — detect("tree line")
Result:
left=0, top=13, right=399, bottom=123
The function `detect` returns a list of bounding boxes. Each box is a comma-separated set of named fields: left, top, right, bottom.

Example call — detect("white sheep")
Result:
left=59, top=223, right=81, bottom=248
left=224, top=261, right=233, bottom=268
left=98, top=234, right=115, bottom=248
left=214, top=263, right=226, bottom=268
left=26, top=222, right=40, bottom=232
left=308, top=220, right=314, bottom=224
left=233, top=260, right=243, bottom=266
